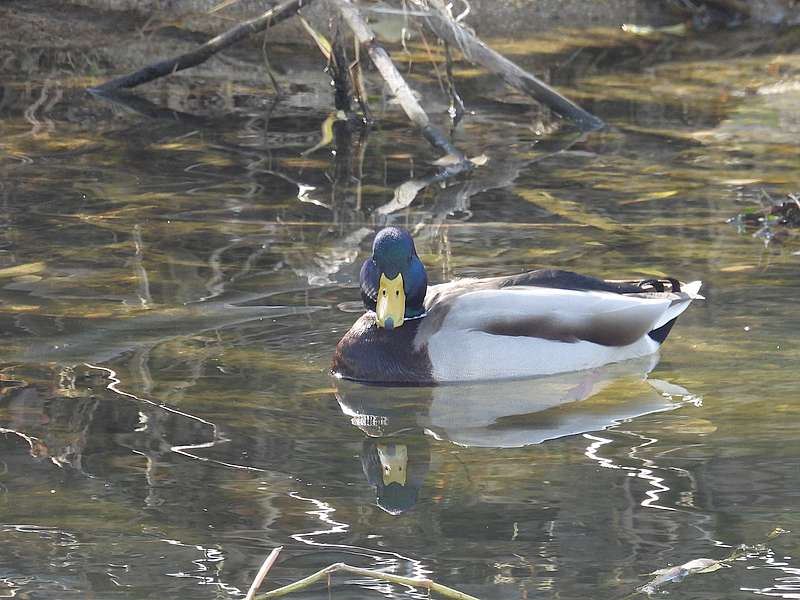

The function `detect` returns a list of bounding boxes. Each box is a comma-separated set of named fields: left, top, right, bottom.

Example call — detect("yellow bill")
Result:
left=376, top=273, right=405, bottom=329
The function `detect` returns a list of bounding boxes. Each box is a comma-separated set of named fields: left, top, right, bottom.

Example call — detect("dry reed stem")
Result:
left=245, top=547, right=283, bottom=600
left=256, top=561, right=481, bottom=600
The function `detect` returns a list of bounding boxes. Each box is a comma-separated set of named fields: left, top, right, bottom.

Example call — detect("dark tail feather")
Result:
left=648, top=317, right=678, bottom=344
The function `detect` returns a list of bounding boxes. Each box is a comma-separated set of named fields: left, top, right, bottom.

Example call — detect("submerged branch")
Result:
left=255, top=561, right=481, bottom=600
left=422, top=1, right=604, bottom=131
left=90, top=0, right=316, bottom=92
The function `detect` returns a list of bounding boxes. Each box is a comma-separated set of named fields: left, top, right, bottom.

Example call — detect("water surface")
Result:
left=1, top=22, right=799, bottom=600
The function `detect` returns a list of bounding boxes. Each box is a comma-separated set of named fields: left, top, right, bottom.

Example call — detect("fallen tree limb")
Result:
left=90, top=0, right=317, bottom=92
left=335, top=0, right=469, bottom=161
left=255, top=560, right=481, bottom=600
left=422, top=1, right=604, bottom=131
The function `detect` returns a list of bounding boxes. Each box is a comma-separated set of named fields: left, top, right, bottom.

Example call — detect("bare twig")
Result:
left=256, top=561, right=481, bottom=600
left=422, top=0, right=604, bottom=130
left=90, top=0, right=316, bottom=92
left=246, top=547, right=284, bottom=600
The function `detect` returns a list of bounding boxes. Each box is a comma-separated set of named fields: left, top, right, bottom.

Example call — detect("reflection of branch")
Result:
left=377, top=131, right=587, bottom=221
left=86, top=363, right=273, bottom=473
left=202, top=238, right=272, bottom=301
left=23, top=81, right=59, bottom=136
left=376, top=178, right=431, bottom=215
left=209, top=141, right=328, bottom=209
left=88, top=89, right=208, bottom=125
left=132, top=346, right=154, bottom=395
left=131, top=224, right=152, bottom=308
left=18, top=301, right=321, bottom=364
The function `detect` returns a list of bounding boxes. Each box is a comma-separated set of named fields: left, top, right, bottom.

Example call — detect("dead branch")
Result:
left=335, top=0, right=470, bottom=162
left=90, top=0, right=317, bottom=92
left=422, top=1, right=604, bottom=131
left=337, top=0, right=428, bottom=126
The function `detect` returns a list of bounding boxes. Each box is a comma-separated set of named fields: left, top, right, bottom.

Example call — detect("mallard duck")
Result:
left=332, top=227, right=703, bottom=384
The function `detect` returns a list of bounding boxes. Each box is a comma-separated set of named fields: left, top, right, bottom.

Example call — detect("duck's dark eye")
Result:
left=395, top=290, right=400, bottom=297
left=382, top=289, right=387, bottom=296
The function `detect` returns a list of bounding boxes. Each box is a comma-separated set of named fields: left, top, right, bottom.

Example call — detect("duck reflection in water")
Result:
left=336, top=355, right=698, bottom=513
left=360, top=436, right=431, bottom=515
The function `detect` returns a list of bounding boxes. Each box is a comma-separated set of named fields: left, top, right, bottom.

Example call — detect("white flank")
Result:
left=425, top=285, right=701, bottom=382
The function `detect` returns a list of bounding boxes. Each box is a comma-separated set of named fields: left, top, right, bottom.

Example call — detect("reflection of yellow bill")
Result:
left=377, top=444, right=408, bottom=486
left=376, top=273, right=405, bottom=329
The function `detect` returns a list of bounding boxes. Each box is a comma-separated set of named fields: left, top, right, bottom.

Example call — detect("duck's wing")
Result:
left=496, top=268, right=699, bottom=297
left=497, top=269, right=647, bottom=293
left=421, top=270, right=702, bottom=348
left=415, top=270, right=701, bottom=381
left=439, top=287, right=671, bottom=345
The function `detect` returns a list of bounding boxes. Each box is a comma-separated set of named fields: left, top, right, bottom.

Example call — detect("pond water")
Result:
left=1, top=20, right=800, bottom=600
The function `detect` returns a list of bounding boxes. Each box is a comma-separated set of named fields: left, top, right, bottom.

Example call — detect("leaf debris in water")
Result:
left=639, top=528, right=790, bottom=594
left=0, top=262, right=47, bottom=279
left=768, top=527, right=790, bottom=539
left=640, top=558, right=727, bottom=594
left=720, top=264, right=757, bottom=272
left=619, top=190, right=679, bottom=205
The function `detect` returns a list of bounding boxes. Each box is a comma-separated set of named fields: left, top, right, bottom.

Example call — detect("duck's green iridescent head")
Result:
left=360, top=227, right=428, bottom=329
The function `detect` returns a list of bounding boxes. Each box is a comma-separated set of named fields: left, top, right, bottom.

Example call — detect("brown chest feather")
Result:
left=331, top=314, right=434, bottom=385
